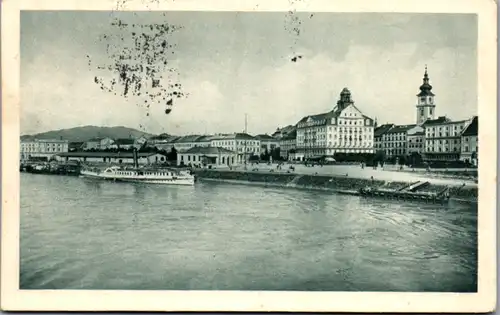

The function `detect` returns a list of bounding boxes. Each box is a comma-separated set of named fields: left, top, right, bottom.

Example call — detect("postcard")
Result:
left=1, top=0, right=497, bottom=312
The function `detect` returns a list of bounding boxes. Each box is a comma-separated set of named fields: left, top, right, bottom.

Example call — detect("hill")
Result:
left=20, top=125, right=156, bottom=142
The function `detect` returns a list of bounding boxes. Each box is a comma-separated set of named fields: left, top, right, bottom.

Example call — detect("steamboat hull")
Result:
left=80, top=170, right=195, bottom=186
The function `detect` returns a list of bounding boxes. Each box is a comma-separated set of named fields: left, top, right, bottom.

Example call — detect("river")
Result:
left=20, top=173, right=477, bottom=291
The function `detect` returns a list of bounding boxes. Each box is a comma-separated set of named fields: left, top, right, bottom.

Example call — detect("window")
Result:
left=430, top=108, right=433, bottom=115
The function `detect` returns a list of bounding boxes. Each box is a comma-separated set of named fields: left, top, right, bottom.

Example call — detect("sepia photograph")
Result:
left=1, top=0, right=497, bottom=312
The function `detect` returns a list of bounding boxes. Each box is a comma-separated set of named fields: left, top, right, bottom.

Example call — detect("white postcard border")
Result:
left=1, top=0, right=497, bottom=312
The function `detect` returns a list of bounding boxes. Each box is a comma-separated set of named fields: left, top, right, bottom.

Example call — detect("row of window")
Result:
left=426, top=125, right=464, bottom=132
left=21, top=148, right=67, bottom=152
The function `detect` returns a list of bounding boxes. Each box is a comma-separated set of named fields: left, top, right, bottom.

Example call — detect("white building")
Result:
left=177, top=146, right=237, bottom=167
left=295, top=88, right=375, bottom=161
left=171, top=135, right=207, bottom=152
left=255, top=134, right=280, bottom=154
left=209, top=133, right=260, bottom=163
left=83, top=137, right=115, bottom=150
left=110, top=138, right=136, bottom=150
left=422, top=116, right=470, bottom=161
left=20, top=138, right=69, bottom=161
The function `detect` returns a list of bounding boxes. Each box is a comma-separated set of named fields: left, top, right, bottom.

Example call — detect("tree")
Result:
left=167, top=147, right=178, bottom=161
left=410, top=152, right=423, bottom=166
left=271, top=147, right=281, bottom=161
left=398, top=155, right=407, bottom=166
left=373, top=150, right=386, bottom=166
left=260, top=148, right=270, bottom=160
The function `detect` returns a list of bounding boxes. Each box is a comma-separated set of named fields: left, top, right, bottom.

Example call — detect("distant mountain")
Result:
left=20, top=125, right=156, bottom=142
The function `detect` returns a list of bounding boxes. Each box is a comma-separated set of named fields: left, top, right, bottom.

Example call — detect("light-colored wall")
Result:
left=177, top=152, right=237, bottom=166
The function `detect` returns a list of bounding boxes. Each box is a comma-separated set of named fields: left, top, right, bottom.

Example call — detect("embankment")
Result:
left=193, top=170, right=478, bottom=203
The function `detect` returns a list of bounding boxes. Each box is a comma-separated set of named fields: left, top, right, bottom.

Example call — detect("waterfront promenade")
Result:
left=217, top=163, right=477, bottom=188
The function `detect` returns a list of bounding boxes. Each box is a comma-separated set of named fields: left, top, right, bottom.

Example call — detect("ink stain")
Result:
left=87, top=16, right=188, bottom=119
left=284, top=0, right=305, bottom=62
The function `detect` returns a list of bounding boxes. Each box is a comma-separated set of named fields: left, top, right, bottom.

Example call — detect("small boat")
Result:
left=80, top=166, right=195, bottom=185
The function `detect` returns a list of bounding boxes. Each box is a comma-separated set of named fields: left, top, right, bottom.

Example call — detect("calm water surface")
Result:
left=20, top=173, right=477, bottom=291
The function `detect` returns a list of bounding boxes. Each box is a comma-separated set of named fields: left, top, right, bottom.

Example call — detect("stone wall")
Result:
left=194, top=170, right=478, bottom=202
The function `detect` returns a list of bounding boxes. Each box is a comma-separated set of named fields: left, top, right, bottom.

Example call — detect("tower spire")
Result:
left=417, top=65, right=434, bottom=97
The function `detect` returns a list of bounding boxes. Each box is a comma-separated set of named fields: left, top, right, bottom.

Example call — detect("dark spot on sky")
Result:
left=88, top=18, right=188, bottom=118
left=291, top=55, right=303, bottom=62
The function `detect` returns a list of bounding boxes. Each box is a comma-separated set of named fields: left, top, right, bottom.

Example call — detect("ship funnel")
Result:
left=133, top=148, right=139, bottom=168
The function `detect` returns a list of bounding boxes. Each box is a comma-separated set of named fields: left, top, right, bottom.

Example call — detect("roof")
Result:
left=374, top=124, right=394, bottom=137
left=272, top=125, right=296, bottom=138
left=409, top=131, right=425, bottom=136
left=421, top=116, right=451, bottom=125
left=149, top=134, right=173, bottom=140
left=255, top=134, right=276, bottom=141
left=69, top=142, right=84, bottom=148
left=386, top=124, right=417, bottom=134
left=182, top=146, right=235, bottom=154
left=56, top=152, right=165, bottom=158
left=196, top=135, right=215, bottom=142
left=210, top=133, right=255, bottom=140
left=173, top=135, right=204, bottom=143
left=297, top=103, right=373, bottom=127
left=114, top=138, right=135, bottom=145
left=281, top=129, right=297, bottom=140
left=297, top=110, right=336, bottom=125
left=22, top=139, right=69, bottom=143
left=461, top=116, right=478, bottom=136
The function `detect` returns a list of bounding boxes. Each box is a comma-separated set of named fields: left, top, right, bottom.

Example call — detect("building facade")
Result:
left=20, top=139, right=69, bottom=161
left=256, top=134, right=280, bottom=154
left=380, top=125, right=424, bottom=157
left=295, top=88, right=375, bottom=161
left=374, top=124, right=394, bottom=153
left=110, top=138, right=135, bottom=150
left=460, top=116, right=478, bottom=165
left=83, top=137, right=115, bottom=150
left=279, top=129, right=297, bottom=160
left=423, top=116, right=470, bottom=161
left=209, top=133, right=260, bottom=163
left=407, top=129, right=425, bottom=155
left=177, top=146, right=237, bottom=167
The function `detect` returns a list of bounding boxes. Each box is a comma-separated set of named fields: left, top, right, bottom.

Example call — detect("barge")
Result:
left=358, top=180, right=450, bottom=203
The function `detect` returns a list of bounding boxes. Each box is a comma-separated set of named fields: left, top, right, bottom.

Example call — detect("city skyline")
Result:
left=21, top=12, right=477, bottom=136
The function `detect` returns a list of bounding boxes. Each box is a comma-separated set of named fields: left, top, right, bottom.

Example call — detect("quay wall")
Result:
left=193, top=170, right=478, bottom=202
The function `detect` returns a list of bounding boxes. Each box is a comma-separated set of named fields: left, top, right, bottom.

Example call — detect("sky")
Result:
left=20, top=11, right=477, bottom=136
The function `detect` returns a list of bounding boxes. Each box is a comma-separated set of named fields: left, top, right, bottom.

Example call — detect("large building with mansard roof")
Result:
left=295, top=88, right=375, bottom=161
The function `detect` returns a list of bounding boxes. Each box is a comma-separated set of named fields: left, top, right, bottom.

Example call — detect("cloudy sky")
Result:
left=21, top=11, right=477, bottom=136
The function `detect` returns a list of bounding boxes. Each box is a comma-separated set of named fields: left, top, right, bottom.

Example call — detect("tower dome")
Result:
left=417, top=65, right=435, bottom=97
left=337, top=87, right=353, bottom=110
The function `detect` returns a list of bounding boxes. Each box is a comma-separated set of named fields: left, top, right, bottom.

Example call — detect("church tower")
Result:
left=416, top=66, right=436, bottom=124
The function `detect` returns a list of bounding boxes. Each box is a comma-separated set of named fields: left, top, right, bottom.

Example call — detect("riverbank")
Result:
left=193, top=170, right=478, bottom=203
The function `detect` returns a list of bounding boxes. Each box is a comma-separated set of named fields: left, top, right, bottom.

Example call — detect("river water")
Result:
left=20, top=173, right=477, bottom=291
